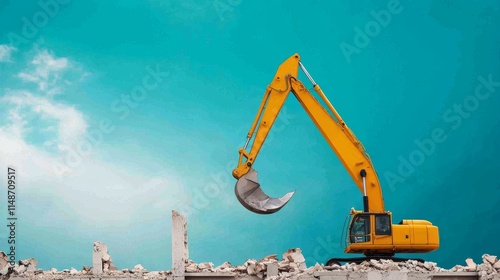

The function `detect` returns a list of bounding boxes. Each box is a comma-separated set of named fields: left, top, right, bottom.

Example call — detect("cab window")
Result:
left=375, top=215, right=391, bottom=235
left=350, top=215, right=370, bottom=243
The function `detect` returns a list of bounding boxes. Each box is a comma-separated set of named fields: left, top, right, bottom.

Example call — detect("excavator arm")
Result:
left=232, top=53, right=385, bottom=214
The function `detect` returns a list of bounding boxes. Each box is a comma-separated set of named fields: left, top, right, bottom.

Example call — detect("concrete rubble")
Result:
left=1, top=250, right=500, bottom=279
left=178, top=251, right=500, bottom=279
left=92, top=241, right=118, bottom=275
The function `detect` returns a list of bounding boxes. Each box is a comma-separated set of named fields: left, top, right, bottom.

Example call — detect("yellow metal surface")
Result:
left=232, top=53, right=440, bottom=255
left=232, top=53, right=384, bottom=213
left=345, top=213, right=439, bottom=254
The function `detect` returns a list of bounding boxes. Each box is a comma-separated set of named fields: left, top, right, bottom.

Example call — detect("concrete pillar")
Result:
left=172, top=210, right=188, bottom=280
left=92, top=242, right=106, bottom=275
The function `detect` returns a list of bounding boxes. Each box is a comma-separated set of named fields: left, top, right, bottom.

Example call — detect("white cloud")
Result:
left=0, top=93, right=186, bottom=224
left=0, top=125, right=185, bottom=225
left=0, top=44, right=16, bottom=62
left=0, top=47, right=189, bottom=227
left=2, top=91, right=87, bottom=150
left=17, top=49, right=69, bottom=93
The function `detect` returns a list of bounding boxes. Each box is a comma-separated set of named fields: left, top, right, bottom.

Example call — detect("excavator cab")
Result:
left=344, top=210, right=394, bottom=256
left=347, top=211, right=392, bottom=244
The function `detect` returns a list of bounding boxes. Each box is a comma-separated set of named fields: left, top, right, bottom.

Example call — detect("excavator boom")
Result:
left=232, top=53, right=384, bottom=214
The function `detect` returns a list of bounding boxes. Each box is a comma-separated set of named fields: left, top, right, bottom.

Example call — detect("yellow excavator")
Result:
left=232, top=53, right=439, bottom=264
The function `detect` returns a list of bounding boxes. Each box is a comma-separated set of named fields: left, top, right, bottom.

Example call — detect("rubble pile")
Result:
left=1, top=249, right=499, bottom=279
left=449, top=254, right=500, bottom=279
left=183, top=249, right=312, bottom=279
left=0, top=250, right=171, bottom=278
left=0, top=254, right=43, bottom=277
left=0, top=258, right=171, bottom=278
left=182, top=250, right=500, bottom=279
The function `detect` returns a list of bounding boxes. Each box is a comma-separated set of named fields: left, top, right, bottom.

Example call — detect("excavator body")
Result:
left=345, top=209, right=439, bottom=256
left=231, top=53, right=439, bottom=260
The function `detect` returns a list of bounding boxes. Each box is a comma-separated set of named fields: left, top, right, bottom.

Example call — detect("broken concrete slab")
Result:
left=215, top=262, right=232, bottom=272
left=13, top=265, right=26, bottom=275
left=198, top=262, right=214, bottom=272
left=186, top=260, right=198, bottom=273
left=465, top=258, right=477, bottom=272
left=266, top=262, right=279, bottom=277
left=483, top=254, right=498, bottom=265
left=283, top=248, right=306, bottom=263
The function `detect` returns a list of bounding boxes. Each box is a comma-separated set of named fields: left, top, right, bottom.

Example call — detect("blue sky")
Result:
left=0, top=0, right=499, bottom=271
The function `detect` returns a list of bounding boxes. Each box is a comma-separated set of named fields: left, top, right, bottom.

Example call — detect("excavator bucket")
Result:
left=234, top=168, right=295, bottom=214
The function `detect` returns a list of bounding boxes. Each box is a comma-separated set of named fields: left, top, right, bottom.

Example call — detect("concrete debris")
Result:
left=466, top=258, right=477, bottom=271
left=133, top=264, right=146, bottom=272
left=92, top=241, right=118, bottom=275
left=495, top=260, right=500, bottom=270
left=235, top=265, right=247, bottom=272
left=424, top=261, right=437, bottom=271
left=0, top=252, right=7, bottom=266
left=176, top=250, right=500, bottom=279
left=263, top=254, right=279, bottom=261
left=484, top=254, right=498, bottom=265
left=14, top=264, right=27, bottom=274
left=197, top=262, right=214, bottom=272
left=0, top=252, right=8, bottom=276
left=185, top=259, right=198, bottom=273
left=215, top=261, right=232, bottom=272
left=0, top=256, right=40, bottom=277
left=282, top=248, right=307, bottom=270
left=2, top=248, right=500, bottom=279
left=246, top=260, right=257, bottom=275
